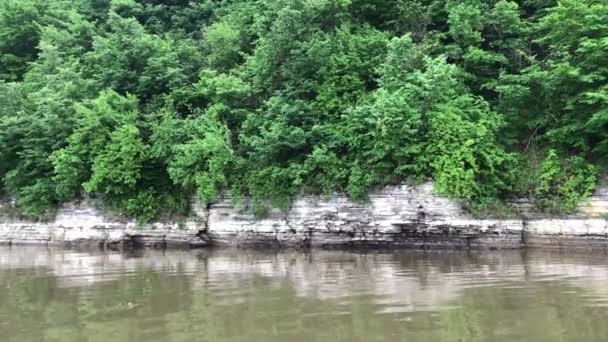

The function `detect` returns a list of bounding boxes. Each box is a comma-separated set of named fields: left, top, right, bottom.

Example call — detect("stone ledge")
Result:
left=2, top=182, right=608, bottom=249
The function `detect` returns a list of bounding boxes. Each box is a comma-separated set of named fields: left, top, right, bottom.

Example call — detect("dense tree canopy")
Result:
left=0, top=0, right=606, bottom=221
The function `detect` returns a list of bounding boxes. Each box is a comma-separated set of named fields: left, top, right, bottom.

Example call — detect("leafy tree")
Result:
left=526, top=150, right=597, bottom=213
left=51, top=89, right=140, bottom=199
left=166, top=107, right=234, bottom=203
left=0, top=0, right=46, bottom=81
left=0, top=0, right=605, bottom=220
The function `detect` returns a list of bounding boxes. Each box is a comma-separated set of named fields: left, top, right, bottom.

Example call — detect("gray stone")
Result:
left=2, top=182, right=608, bottom=249
left=206, top=183, right=524, bottom=249
left=0, top=200, right=209, bottom=248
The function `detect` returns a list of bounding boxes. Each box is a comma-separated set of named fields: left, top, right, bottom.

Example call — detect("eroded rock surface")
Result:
left=0, top=201, right=209, bottom=248
left=208, top=183, right=523, bottom=249
left=2, top=182, right=608, bottom=249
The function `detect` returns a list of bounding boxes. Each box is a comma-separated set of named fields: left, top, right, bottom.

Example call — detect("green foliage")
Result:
left=0, top=0, right=46, bottom=81
left=205, top=21, right=244, bottom=70
left=166, top=107, right=234, bottom=204
left=125, top=189, right=159, bottom=224
left=447, top=0, right=484, bottom=48
left=0, top=12, right=99, bottom=216
left=495, top=0, right=608, bottom=161
left=84, top=124, right=146, bottom=195
left=526, top=150, right=597, bottom=214
left=427, top=95, right=518, bottom=203
left=52, top=89, right=181, bottom=222
left=0, top=0, right=606, bottom=221
left=84, top=13, right=203, bottom=100
left=51, top=89, right=139, bottom=199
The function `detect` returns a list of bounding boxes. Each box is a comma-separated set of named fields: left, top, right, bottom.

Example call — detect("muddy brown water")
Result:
left=1, top=247, right=608, bottom=341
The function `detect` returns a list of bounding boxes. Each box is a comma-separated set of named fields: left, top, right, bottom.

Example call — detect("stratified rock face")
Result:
left=2, top=182, right=608, bottom=249
left=208, top=184, right=524, bottom=249
left=0, top=201, right=209, bottom=248
left=523, top=219, right=608, bottom=249
left=514, top=185, right=608, bottom=249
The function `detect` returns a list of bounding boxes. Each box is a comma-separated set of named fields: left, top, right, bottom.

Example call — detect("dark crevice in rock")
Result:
left=521, top=220, right=529, bottom=245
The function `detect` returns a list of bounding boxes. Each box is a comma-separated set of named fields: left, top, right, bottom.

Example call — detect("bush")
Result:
left=526, top=150, right=597, bottom=214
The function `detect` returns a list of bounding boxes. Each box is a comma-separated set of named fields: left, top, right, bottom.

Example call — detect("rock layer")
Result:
left=0, top=201, right=209, bottom=248
left=208, top=184, right=523, bottom=249
left=2, top=183, right=608, bottom=249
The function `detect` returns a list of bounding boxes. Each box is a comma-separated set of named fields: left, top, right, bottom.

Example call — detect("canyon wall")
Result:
left=1, top=183, right=608, bottom=249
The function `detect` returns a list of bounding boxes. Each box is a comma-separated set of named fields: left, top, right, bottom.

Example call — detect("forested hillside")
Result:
left=0, top=0, right=606, bottom=221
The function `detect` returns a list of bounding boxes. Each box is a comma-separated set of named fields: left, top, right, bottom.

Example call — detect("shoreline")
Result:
left=2, top=183, right=608, bottom=251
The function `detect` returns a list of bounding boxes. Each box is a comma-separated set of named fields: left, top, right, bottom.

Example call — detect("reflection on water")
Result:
left=2, top=247, right=608, bottom=341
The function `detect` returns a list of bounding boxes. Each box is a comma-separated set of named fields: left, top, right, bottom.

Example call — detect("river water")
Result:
left=2, top=247, right=608, bottom=341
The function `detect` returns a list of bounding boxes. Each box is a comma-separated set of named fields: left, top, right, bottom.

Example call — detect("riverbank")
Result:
left=2, top=183, right=608, bottom=250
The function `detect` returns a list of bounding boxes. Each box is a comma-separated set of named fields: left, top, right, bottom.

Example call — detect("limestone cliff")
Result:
left=0, top=200, right=209, bottom=248
left=208, top=183, right=523, bottom=249
left=1, top=182, right=608, bottom=249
